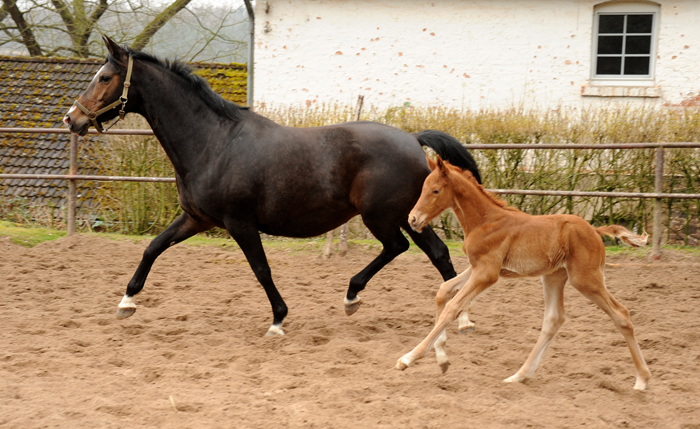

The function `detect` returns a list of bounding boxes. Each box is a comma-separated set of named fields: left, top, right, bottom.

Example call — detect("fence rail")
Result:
left=2, top=127, right=700, bottom=259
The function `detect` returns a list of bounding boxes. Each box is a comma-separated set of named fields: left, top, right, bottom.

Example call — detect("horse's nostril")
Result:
left=63, top=114, right=72, bottom=126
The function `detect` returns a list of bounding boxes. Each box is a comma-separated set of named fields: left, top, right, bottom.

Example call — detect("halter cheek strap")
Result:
left=73, top=55, right=134, bottom=133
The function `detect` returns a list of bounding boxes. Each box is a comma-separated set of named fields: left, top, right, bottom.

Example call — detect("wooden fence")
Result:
left=2, top=127, right=700, bottom=259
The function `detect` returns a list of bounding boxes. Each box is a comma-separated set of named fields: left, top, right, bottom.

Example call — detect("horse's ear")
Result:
left=103, top=36, right=128, bottom=66
left=426, top=154, right=437, bottom=171
left=436, top=155, right=448, bottom=176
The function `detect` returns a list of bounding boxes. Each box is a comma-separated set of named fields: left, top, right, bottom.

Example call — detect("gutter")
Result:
left=243, top=0, right=254, bottom=109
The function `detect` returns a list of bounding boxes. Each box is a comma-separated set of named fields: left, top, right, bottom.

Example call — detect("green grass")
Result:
left=0, top=220, right=460, bottom=254
left=0, top=221, right=66, bottom=247
left=0, top=221, right=693, bottom=259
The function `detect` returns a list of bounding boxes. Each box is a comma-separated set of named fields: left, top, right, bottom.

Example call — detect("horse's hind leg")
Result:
left=344, top=219, right=410, bottom=316
left=504, top=268, right=567, bottom=384
left=568, top=265, right=651, bottom=390
left=404, top=224, right=457, bottom=281
left=117, top=212, right=212, bottom=319
left=433, top=266, right=473, bottom=372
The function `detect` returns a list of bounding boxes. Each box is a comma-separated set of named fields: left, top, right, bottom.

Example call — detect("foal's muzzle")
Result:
left=408, top=212, right=426, bottom=232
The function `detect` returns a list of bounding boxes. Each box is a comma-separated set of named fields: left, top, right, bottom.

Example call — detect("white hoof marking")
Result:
left=265, top=325, right=285, bottom=336
left=118, top=295, right=136, bottom=309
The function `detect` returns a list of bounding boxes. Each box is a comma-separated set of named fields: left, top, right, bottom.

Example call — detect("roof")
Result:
left=0, top=55, right=247, bottom=212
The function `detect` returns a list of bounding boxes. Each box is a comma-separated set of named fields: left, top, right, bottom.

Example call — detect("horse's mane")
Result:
left=109, top=47, right=243, bottom=122
left=447, top=162, right=520, bottom=212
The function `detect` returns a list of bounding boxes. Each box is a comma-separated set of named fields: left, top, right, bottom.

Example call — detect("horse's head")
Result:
left=409, top=155, right=456, bottom=232
left=64, top=36, right=134, bottom=135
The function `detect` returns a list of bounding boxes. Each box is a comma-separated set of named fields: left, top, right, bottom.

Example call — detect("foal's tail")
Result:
left=595, top=225, right=649, bottom=247
left=414, top=130, right=482, bottom=184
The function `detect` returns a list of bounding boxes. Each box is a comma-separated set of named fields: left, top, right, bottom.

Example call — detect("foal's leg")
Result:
left=504, top=268, right=567, bottom=384
left=397, top=267, right=498, bottom=371
left=117, top=212, right=212, bottom=319
left=343, top=220, right=410, bottom=316
left=568, top=266, right=651, bottom=390
left=224, top=218, right=288, bottom=336
left=433, top=266, right=473, bottom=372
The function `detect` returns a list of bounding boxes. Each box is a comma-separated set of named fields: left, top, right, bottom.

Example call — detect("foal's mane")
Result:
left=109, top=47, right=243, bottom=122
left=446, top=161, right=519, bottom=212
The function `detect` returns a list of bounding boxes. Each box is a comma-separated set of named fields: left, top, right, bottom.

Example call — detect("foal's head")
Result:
left=64, top=36, right=132, bottom=136
left=409, top=155, right=458, bottom=232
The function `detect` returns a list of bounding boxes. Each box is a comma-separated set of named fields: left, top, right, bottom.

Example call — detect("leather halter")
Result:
left=73, top=55, right=134, bottom=133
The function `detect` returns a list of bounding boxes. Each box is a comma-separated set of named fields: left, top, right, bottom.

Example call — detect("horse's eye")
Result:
left=99, top=75, right=112, bottom=83
left=433, top=189, right=439, bottom=194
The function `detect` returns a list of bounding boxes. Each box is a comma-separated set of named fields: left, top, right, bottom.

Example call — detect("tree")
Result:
left=0, top=0, right=248, bottom=62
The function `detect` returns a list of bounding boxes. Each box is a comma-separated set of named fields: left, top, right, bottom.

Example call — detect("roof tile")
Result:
left=1, top=55, right=246, bottom=212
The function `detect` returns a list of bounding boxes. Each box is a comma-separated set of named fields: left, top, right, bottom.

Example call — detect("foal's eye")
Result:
left=99, top=75, right=112, bottom=83
left=433, top=189, right=440, bottom=194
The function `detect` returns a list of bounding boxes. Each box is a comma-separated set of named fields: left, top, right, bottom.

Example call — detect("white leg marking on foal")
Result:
left=503, top=373, right=526, bottom=384
left=118, top=295, right=136, bottom=309
left=434, top=329, right=450, bottom=373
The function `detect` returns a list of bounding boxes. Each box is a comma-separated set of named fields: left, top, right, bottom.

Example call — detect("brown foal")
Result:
left=395, top=156, right=651, bottom=391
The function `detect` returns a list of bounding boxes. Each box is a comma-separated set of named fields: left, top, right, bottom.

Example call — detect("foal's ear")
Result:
left=103, top=36, right=129, bottom=66
left=426, top=154, right=437, bottom=171
left=436, top=155, right=448, bottom=176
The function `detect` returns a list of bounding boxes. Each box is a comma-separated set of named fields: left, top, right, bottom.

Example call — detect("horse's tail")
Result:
left=595, top=225, right=649, bottom=247
left=414, top=129, right=482, bottom=184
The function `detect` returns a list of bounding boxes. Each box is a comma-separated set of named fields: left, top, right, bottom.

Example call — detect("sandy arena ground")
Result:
left=1, top=234, right=699, bottom=428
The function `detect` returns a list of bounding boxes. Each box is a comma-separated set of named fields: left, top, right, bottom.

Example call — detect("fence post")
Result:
left=67, top=133, right=77, bottom=236
left=652, top=146, right=664, bottom=259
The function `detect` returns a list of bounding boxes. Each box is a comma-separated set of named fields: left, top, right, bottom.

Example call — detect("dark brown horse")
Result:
left=63, top=37, right=482, bottom=336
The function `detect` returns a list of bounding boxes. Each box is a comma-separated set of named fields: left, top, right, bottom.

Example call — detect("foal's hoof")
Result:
left=116, top=307, right=136, bottom=319
left=439, top=361, right=451, bottom=374
left=395, top=359, right=409, bottom=371
left=503, top=374, right=525, bottom=384
left=344, top=296, right=362, bottom=316
left=458, top=324, right=475, bottom=335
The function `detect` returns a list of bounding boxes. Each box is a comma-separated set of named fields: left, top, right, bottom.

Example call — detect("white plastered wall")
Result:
left=253, top=0, right=699, bottom=110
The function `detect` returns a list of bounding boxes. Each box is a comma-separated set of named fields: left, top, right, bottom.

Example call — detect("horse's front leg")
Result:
left=224, top=219, right=288, bottom=336
left=117, top=212, right=212, bottom=319
left=396, top=268, right=498, bottom=371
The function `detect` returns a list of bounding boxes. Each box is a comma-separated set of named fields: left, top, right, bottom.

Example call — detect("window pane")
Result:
left=626, top=36, right=651, bottom=54
left=599, top=15, right=624, bottom=33
left=598, top=36, right=623, bottom=54
left=597, top=57, right=622, bottom=75
left=627, top=14, right=653, bottom=33
left=624, top=57, right=650, bottom=75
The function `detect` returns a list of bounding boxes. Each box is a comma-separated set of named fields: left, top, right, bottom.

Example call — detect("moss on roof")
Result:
left=0, top=55, right=247, bottom=210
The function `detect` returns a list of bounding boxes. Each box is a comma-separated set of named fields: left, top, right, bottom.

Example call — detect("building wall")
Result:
left=253, top=0, right=699, bottom=110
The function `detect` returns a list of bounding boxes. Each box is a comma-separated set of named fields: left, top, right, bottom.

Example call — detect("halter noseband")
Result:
left=73, top=55, right=134, bottom=133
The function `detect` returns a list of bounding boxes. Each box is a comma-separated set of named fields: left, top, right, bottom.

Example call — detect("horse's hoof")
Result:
left=344, top=296, right=362, bottom=316
left=458, top=325, right=475, bottom=334
left=265, top=325, right=285, bottom=336
left=116, top=307, right=136, bottom=319
left=439, top=361, right=451, bottom=374
left=503, top=374, right=524, bottom=384
left=633, top=379, right=648, bottom=391
left=395, top=359, right=409, bottom=371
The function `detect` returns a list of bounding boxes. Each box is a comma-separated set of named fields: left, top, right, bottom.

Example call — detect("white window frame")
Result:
left=590, top=2, right=660, bottom=88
